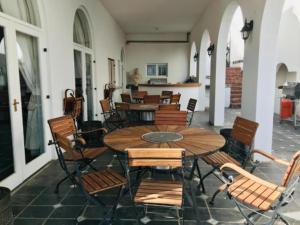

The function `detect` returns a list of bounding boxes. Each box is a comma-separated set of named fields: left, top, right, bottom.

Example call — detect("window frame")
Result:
left=146, top=63, right=168, bottom=77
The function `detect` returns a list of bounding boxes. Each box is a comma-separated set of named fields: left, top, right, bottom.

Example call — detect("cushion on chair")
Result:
left=135, top=179, right=183, bottom=206
left=202, top=151, right=241, bottom=167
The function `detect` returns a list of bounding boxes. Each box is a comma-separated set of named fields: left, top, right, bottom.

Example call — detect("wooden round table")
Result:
left=104, top=125, right=225, bottom=157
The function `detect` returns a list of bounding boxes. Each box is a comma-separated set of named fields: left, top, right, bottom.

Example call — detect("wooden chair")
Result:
left=220, top=151, right=300, bottom=225
left=155, top=110, right=187, bottom=126
left=133, top=91, right=148, bottom=103
left=187, top=98, right=197, bottom=126
left=143, top=95, right=160, bottom=104
left=170, top=93, right=181, bottom=104
left=161, top=90, right=173, bottom=103
left=100, top=99, right=126, bottom=130
left=48, top=115, right=108, bottom=193
left=125, top=148, right=186, bottom=224
left=158, top=104, right=180, bottom=111
left=121, top=93, right=131, bottom=103
left=55, top=133, right=126, bottom=225
left=200, top=116, right=259, bottom=203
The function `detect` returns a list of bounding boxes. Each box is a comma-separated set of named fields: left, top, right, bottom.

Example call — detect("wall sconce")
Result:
left=241, top=19, right=254, bottom=41
left=193, top=52, right=199, bottom=62
left=207, top=44, right=215, bottom=56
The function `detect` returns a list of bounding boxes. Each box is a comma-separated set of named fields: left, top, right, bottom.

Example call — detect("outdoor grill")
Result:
left=282, top=82, right=300, bottom=99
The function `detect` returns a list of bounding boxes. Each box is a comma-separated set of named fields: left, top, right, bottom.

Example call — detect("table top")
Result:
left=132, top=95, right=170, bottom=100
left=128, top=104, right=159, bottom=111
left=104, top=125, right=225, bottom=157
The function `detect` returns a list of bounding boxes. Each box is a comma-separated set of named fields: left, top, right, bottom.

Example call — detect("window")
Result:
left=147, top=63, right=168, bottom=77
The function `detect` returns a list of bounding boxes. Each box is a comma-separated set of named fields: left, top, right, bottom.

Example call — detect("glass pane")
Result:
left=86, top=53, right=93, bottom=120
left=147, top=64, right=156, bottom=76
left=158, top=64, right=168, bottom=76
left=73, top=10, right=91, bottom=48
left=0, top=26, right=14, bottom=181
left=0, top=0, right=40, bottom=26
left=74, top=50, right=83, bottom=97
left=17, top=31, right=44, bottom=164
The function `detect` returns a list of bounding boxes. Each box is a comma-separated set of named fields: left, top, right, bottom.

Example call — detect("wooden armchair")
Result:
left=121, top=93, right=132, bottom=103
left=170, top=93, right=181, bottom=104
left=154, top=110, right=187, bottom=126
left=199, top=117, right=258, bottom=202
left=55, top=133, right=126, bottom=225
left=125, top=148, right=186, bottom=224
left=48, top=115, right=108, bottom=193
left=100, top=99, right=127, bottom=130
left=220, top=151, right=300, bottom=225
left=187, top=98, right=197, bottom=126
left=158, top=104, right=180, bottom=111
left=143, top=95, right=160, bottom=104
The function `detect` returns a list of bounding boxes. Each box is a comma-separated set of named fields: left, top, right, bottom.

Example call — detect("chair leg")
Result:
left=54, top=174, right=73, bottom=194
left=198, top=168, right=216, bottom=193
left=278, top=214, right=290, bottom=225
left=209, top=189, right=221, bottom=206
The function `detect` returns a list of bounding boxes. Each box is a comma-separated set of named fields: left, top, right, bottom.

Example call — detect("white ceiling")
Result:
left=100, top=0, right=211, bottom=34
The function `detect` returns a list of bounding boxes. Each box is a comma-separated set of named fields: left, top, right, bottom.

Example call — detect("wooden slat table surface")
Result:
left=128, top=104, right=159, bottom=111
left=104, top=125, right=225, bottom=157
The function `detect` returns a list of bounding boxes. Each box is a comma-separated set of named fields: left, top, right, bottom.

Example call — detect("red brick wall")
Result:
left=226, top=67, right=243, bottom=108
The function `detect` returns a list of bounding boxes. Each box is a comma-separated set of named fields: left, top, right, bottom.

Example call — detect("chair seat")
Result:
left=202, top=151, right=241, bottom=167
left=135, top=179, right=183, bottom=206
left=64, top=146, right=107, bottom=161
left=227, top=175, right=285, bottom=211
left=79, top=168, right=126, bottom=194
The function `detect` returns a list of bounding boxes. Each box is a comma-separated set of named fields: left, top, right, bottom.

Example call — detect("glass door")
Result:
left=0, top=19, right=50, bottom=190
left=85, top=53, right=93, bottom=121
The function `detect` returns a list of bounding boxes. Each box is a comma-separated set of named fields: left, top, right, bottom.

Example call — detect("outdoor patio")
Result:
left=10, top=109, right=300, bottom=225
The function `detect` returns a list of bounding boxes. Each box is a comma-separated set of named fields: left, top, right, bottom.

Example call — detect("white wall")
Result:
left=125, top=41, right=189, bottom=84
left=43, top=0, right=126, bottom=120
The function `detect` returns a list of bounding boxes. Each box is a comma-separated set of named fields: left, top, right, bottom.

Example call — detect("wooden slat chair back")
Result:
left=161, top=91, right=173, bottom=97
left=159, top=104, right=180, bottom=111
left=100, top=98, right=111, bottom=113
left=281, top=151, right=300, bottom=187
left=125, top=148, right=186, bottom=220
left=121, top=93, right=131, bottom=103
left=170, top=93, right=181, bottom=104
left=228, top=117, right=259, bottom=165
left=48, top=115, right=76, bottom=140
left=126, top=148, right=184, bottom=167
left=143, top=95, right=160, bottom=104
left=155, top=111, right=187, bottom=126
left=136, top=91, right=148, bottom=98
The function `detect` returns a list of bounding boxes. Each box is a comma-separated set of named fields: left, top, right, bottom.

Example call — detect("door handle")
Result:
left=12, top=99, right=20, bottom=112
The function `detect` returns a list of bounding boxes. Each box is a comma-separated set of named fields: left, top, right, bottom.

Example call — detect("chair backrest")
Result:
left=135, top=91, right=148, bottom=98
left=71, top=97, right=83, bottom=120
left=159, top=104, right=180, bottom=111
left=115, top=102, right=130, bottom=111
left=231, top=117, right=259, bottom=146
left=121, top=93, right=131, bottom=103
left=170, top=93, right=181, bottom=104
left=161, top=91, right=173, bottom=96
left=155, top=111, right=187, bottom=126
left=126, top=148, right=184, bottom=167
left=48, top=115, right=76, bottom=141
left=187, top=98, right=197, bottom=112
left=281, top=151, right=300, bottom=187
left=143, top=95, right=160, bottom=104
left=100, top=99, right=111, bottom=113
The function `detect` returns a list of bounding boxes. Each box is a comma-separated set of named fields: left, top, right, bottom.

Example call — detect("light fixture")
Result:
left=193, top=52, right=199, bottom=62
left=207, top=44, right=215, bottom=56
left=241, top=19, right=254, bottom=41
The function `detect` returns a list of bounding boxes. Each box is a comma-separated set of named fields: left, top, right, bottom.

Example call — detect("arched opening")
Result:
left=210, top=1, right=244, bottom=125
left=189, top=42, right=197, bottom=77
left=198, top=30, right=211, bottom=111
left=73, top=7, right=95, bottom=122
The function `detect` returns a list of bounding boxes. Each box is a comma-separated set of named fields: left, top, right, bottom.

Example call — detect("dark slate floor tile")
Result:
left=31, top=194, right=63, bottom=206
left=16, top=185, right=46, bottom=195
left=210, top=208, right=244, bottom=222
left=44, top=218, right=77, bottom=225
left=12, top=205, right=26, bottom=217
left=50, top=205, right=84, bottom=218
left=18, top=206, right=53, bottom=218
left=14, top=218, right=45, bottom=225
left=11, top=194, right=36, bottom=205
left=61, top=195, right=87, bottom=205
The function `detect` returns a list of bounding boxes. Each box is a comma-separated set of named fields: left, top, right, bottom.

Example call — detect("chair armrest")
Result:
left=78, top=127, right=108, bottom=135
left=251, top=149, right=289, bottom=166
left=220, top=163, right=279, bottom=189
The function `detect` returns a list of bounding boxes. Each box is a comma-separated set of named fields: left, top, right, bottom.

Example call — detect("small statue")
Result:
left=131, top=68, right=141, bottom=86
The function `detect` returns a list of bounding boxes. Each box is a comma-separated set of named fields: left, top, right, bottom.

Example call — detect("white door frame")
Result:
left=0, top=14, right=51, bottom=190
